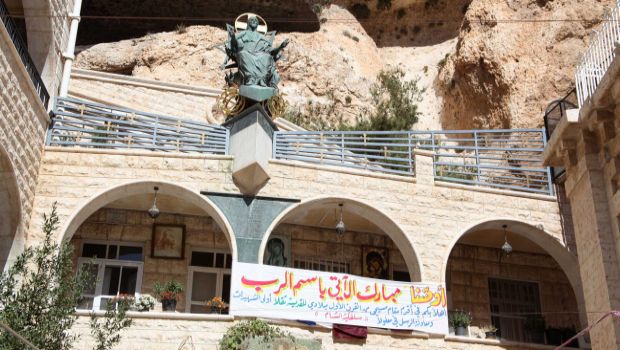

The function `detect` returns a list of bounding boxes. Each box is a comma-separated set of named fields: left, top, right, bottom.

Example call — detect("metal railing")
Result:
left=274, top=129, right=553, bottom=195
left=575, top=0, right=620, bottom=107
left=0, top=0, right=50, bottom=108
left=48, top=97, right=229, bottom=154
left=543, top=88, right=578, bottom=139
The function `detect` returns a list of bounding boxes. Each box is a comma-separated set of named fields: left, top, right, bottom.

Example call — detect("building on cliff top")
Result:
left=1, top=0, right=618, bottom=349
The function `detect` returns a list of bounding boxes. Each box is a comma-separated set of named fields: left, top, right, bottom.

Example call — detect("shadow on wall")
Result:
left=77, top=0, right=320, bottom=45
left=0, top=146, right=20, bottom=270
left=334, top=0, right=471, bottom=48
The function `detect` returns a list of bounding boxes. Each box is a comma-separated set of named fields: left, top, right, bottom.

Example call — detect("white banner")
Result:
left=230, top=262, right=448, bottom=334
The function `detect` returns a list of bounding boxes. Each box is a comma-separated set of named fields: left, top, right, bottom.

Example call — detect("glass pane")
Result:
left=191, top=252, right=214, bottom=267
left=222, top=274, right=231, bottom=304
left=226, top=254, right=232, bottom=269
left=82, top=244, right=106, bottom=258
left=103, top=266, right=121, bottom=295
left=191, top=271, right=217, bottom=303
left=118, top=246, right=143, bottom=261
left=107, top=245, right=118, bottom=259
left=82, top=263, right=99, bottom=294
left=119, top=266, right=138, bottom=294
left=215, top=253, right=224, bottom=268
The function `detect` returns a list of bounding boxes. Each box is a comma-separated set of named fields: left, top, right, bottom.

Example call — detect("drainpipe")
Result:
left=58, top=0, right=82, bottom=97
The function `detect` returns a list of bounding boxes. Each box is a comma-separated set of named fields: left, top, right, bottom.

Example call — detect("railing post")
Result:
left=408, top=132, right=413, bottom=174
left=542, top=128, right=554, bottom=196
left=271, top=131, right=278, bottom=159
left=474, top=131, right=481, bottom=184
left=340, top=133, right=345, bottom=164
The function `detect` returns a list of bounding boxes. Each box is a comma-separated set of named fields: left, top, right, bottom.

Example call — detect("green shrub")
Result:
left=90, top=297, right=133, bottom=350
left=449, top=310, right=472, bottom=328
left=219, top=320, right=284, bottom=350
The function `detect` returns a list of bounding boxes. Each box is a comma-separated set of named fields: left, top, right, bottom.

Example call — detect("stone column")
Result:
left=414, top=149, right=435, bottom=185
left=563, top=129, right=620, bottom=350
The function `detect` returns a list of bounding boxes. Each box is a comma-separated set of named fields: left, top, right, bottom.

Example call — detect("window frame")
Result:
left=185, top=248, right=232, bottom=313
left=77, top=240, right=145, bottom=311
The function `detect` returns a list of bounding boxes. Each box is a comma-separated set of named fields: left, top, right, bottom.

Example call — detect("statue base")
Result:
left=239, top=85, right=276, bottom=102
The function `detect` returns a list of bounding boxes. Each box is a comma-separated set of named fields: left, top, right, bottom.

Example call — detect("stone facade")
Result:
left=68, top=69, right=221, bottom=123
left=0, top=23, right=50, bottom=267
left=544, top=46, right=620, bottom=350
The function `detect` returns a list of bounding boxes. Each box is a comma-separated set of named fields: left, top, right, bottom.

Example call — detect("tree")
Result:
left=0, top=203, right=132, bottom=350
left=90, top=298, right=133, bottom=350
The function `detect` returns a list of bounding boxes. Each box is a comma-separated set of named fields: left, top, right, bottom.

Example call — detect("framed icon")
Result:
left=152, top=224, right=186, bottom=259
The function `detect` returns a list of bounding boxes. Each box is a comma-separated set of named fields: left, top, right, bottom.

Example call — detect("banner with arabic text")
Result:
left=230, top=262, right=448, bottom=334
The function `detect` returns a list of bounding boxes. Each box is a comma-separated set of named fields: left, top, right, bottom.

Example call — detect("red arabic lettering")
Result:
left=241, top=276, right=279, bottom=292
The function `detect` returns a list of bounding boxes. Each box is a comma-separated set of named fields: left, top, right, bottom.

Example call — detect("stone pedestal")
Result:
left=223, top=103, right=277, bottom=195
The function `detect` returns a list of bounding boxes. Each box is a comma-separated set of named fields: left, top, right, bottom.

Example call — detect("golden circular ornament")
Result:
left=216, top=86, right=246, bottom=117
left=266, top=92, right=287, bottom=119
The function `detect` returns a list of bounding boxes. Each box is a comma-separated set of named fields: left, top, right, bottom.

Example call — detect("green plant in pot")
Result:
left=153, top=280, right=183, bottom=312
left=449, top=310, right=472, bottom=336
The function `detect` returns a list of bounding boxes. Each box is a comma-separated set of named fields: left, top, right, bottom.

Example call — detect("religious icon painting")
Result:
left=362, top=246, right=389, bottom=280
left=263, top=234, right=291, bottom=267
left=151, top=224, right=186, bottom=259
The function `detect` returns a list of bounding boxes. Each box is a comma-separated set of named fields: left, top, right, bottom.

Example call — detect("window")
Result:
left=488, top=278, right=542, bottom=342
left=294, top=256, right=350, bottom=273
left=186, top=250, right=232, bottom=314
left=78, top=242, right=144, bottom=310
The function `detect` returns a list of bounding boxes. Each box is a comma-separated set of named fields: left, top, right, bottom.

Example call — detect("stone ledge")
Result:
left=44, top=146, right=234, bottom=160
left=435, top=181, right=557, bottom=202
left=445, top=335, right=587, bottom=350
left=75, top=310, right=234, bottom=321
left=269, top=159, right=416, bottom=183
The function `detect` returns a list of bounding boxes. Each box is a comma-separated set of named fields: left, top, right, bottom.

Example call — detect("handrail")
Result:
left=575, top=0, right=620, bottom=107
left=0, top=0, right=50, bottom=108
left=0, top=320, right=41, bottom=350
left=274, top=129, right=553, bottom=196
left=543, top=88, right=577, bottom=139
left=48, top=97, right=229, bottom=155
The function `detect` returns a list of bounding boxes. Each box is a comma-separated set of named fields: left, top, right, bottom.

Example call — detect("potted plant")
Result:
left=153, top=280, right=183, bottom=312
left=482, top=324, right=498, bottom=339
left=205, top=296, right=229, bottom=314
left=449, top=310, right=472, bottom=336
left=134, top=295, right=156, bottom=312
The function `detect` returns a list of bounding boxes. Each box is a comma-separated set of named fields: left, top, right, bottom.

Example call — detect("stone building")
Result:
left=0, top=0, right=613, bottom=349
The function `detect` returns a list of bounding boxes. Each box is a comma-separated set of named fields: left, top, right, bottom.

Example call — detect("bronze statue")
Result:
left=217, top=13, right=289, bottom=117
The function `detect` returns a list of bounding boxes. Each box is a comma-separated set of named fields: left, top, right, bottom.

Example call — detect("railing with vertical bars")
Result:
left=575, top=0, right=620, bottom=107
left=0, top=0, right=49, bottom=108
left=48, top=97, right=229, bottom=155
left=273, top=129, right=553, bottom=196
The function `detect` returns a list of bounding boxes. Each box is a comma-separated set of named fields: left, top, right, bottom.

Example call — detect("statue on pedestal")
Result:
left=217, top=13, right=288, bottom=118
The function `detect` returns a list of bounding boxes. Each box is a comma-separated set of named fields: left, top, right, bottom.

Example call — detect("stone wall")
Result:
left=72, top=207, right=230, bottom=312
left=448, top=244, right=580, bottom=330
left=69, top=315, right=571, bottom=350
left=68, top=69, right=221, bottom=123
left=0, top=24, right=51, bottom=267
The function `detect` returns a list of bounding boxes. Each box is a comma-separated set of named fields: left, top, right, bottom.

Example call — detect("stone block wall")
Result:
left=448, top=244, right=580, bottom=330
left=0, top=26, right=50, bottom=266
left=68, top=69, right=221, bottom=123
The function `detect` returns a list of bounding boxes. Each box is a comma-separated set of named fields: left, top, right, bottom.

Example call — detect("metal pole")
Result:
left=58, top=0, right=83, bottom=97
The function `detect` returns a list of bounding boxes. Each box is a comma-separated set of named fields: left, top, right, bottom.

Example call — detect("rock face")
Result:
left=438, top=0, right=615, bottom=130
left=74, top=0, right=614, bottom=130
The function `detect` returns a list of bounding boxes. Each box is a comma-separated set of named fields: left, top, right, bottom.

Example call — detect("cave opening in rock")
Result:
left=77, top=0, right=321, bottom=46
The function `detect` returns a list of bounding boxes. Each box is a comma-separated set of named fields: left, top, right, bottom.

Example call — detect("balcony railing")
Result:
left=274, top=129, right=553, bottom=195
left=0, top=0, right=49, bottom=108
left=47, top=97, right=229, bottom=155
left=543, top=88, right=577, bottom=139
left=575, top=0, right=620, bottom=107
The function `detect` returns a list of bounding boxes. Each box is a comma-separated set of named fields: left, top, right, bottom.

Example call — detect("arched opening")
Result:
left=0, top=146, right=21, bottom=270
left=63, top=181, right=237, bottom=314
left=443, top=219, right=584, bottom=346
left=259, top=197, right=422, bottom=282
left=76, top=0, right=320, bottom=46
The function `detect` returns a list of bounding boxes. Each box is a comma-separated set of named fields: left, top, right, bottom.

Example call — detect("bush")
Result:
left=219, top=320, right=284, bottom=350
left=0, top=203, right=131, bottom=350
left=90, top=297, right=133, bottom=350
left=449, top=310, right=472, bottom=328
left=343, top=68, right=422, bottom=131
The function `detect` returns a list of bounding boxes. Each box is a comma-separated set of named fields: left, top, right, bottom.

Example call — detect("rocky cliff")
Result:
left=74, top=0, right=614, bottom=130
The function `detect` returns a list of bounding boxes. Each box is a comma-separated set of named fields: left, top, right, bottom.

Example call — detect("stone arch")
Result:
left=440, top=217, right=586, bottom=332
left=0, top=144, right=21, bottom=269
left=60, top=180, right=238, bottom=261
left=259, top=195, right=423, bottom=281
